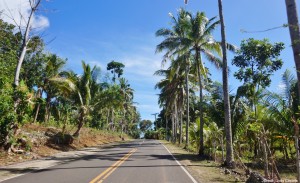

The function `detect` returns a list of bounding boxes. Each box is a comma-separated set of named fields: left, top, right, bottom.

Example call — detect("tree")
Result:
left=156, top=9, right=191, bottom=147
left=139, top=120, right=152, bottom=133
left=0, top=19, right=18, bottom=145
left=156, top=9, right=223, bottom=150
left=185, top=11, right=222, bottom=157
left=51, top=61, right=96, bottom=137
left=217, top=0, right=235, bottom=167
left=13, top=0, right=43, bottom=94
left=1, top=0, right=45, bottom=150
left=232, top=38, right=284, bottom=114
left=107, top=61, right=125, bottom=83
left=284, top=1, right=300, bottom=181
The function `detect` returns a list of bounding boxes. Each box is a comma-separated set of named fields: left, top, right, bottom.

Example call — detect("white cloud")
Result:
left=0, top=0, right=49, bottom=31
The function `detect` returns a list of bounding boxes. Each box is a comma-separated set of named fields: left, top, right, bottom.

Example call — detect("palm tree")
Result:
left=265, top=69, right=297, bottom=157
left=217, top=0, right=235, bottom=167
left=284, top=2, right=300, bottom=180
left=155, top=64, right=188, bottom=142
left=43, top=54, right=66, bottom=123
left=184, top=0, right=235, bottom=167
left=185, top=11, right=222, bottom=156
left=156, top=9, right=191, bottom=146
left=51, top=61, right=95, bottom=137
left=285, top=0, right=300, bottom=97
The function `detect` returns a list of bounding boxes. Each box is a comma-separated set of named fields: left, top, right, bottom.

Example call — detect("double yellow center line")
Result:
left=89, top=148, right=137, bottom=183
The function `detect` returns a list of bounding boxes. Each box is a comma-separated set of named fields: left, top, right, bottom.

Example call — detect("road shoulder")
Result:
left=160, top=140, right=244, bottom=183
left=0, top=141, right=130, bottom=182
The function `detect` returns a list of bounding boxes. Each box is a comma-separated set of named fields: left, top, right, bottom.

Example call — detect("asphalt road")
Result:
left=2, top=140, right=197, bottom=183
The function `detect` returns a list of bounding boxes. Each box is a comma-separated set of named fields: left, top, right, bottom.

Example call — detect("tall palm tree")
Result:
left=184, top=0, right=235, bottom=167
left=284, top=2, right=300, bottom=180
left=156, top=10, right=192, bottom=146
left=217, top=0, right=235, bottom=167
left=43, top=54, right=66, bottom=123
left=155, top=65, right=188, bottom=142
left=51, top=61, right=95, bottom=137
left=185, top=11, right=222, bottom=156
left=285, top=0, right=300, bottom=98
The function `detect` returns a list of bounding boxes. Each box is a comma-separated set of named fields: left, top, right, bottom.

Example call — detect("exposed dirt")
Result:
left=0, top=124, right=127, bottom=166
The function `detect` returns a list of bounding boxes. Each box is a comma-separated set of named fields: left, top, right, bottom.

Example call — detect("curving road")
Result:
left=2, top=140, right=197, bottom=183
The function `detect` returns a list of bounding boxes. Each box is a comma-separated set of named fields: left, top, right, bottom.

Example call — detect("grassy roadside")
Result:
left=160, top=140, right=245, bottom=183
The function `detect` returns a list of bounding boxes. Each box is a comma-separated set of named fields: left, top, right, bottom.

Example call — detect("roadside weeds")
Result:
left=160, top=140, right=244, bottom=183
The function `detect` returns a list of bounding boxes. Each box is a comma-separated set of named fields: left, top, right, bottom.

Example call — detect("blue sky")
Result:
left=1, top=0, right=299, bottom=122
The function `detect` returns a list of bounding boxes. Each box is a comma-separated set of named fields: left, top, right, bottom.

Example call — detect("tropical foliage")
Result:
left=154, top=8, right=298, bottom=179
left=0, top=17, right=141, bottom=151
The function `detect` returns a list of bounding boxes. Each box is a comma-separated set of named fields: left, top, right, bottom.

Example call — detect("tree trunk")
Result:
left=285, top=1, right=300, bottom=181
left=172, top=113, right=175, bottom=143
left=33, top=89, right=42, bottom=123
left=196, top=49, right=205, bottom=156
left=14, top=6, right=35, bottom=88
left=106, top=109, right=109, bottom=130
left=45, top=95, right=51, bottom=123
left=179, top=109, right=183, bottom=145
left=185, top=59, right=190, bottom=148
left=166, top=116, right=168, bottom=141
left=218, top=0, right=235, bottom=168
left=111, top=109, right=115, bottom=131
left=295, top=136, right=300, bottom=182
left=261, top=136, right=270, bottom=179
left=174, top=101, right=178, bottom=143
left=283, top=137, right=289, bottom=160
left=73, top=120, right=84, bottom=137
left=285, top=0, right=300, bottom=98
left=73, top=112, right=84, bottom=137
left=221, top=136, right=225, bottom=162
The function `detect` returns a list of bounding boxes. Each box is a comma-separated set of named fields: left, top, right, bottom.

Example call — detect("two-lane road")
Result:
left=2, top=140, right=197, bottom=183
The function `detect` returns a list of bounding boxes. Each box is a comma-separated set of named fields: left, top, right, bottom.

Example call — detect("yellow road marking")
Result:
left=98, top=148, right=137, bottom=183
left=89, top=148, right=137, bottom=183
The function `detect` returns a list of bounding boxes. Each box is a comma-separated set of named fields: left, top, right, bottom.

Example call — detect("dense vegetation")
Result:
left=153, top=9, right=298, bottom=180
left=0, top=17, right=141, bottom=153
left=1, top=0, right=300, bottom=182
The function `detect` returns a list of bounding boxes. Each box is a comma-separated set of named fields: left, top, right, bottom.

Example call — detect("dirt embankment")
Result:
left=0, top=124, right=127, bottom=166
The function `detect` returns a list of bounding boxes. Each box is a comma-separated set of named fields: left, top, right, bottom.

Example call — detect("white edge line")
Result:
left=161, top=142, right=198, bottom=183
left=0, top=173, right=26, bottom=182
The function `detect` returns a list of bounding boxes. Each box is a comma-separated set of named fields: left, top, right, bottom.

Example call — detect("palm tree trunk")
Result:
left=285, top=1, right=300, bottom=181
left=33, top=88, right=43, bottom=123
left=261, top=135, right=270, bottom=179
left=106, top=109, right=109, bottom=130
left=196, top=49, right=205, bottom=156
left=179, top=109, right=183, bottom=145
left=174, top=101, right=178, bottom=143
left=185, top=59, right=190, bottom=148
left=218, top=0, right=235, bottom=168
left=45, top=95, right=51, bottom=123
left=172, top=113, right=175, bottom=143
left=285, top=0, right=300, bottom=96
left=166, top=115, right=168, bottom=141
left=221, top=136, right=225, bottom=162
left=73, top=112, right=84, bottom=137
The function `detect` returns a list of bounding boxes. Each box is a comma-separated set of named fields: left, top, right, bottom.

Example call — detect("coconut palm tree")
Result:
left=155, top=68, right=179, bottom=142
left=184, top=0, right=235, bottom=167
left=51, top=61, right=95, bottom=137
left=43, top=54, right=66, bottom=123
left=184, top=11, right=222, bottom=156
left=156, top=9, right=192, bottom=146
left=217, top=0, right=235, bottom=167
left=283, top=3, right=300, bottom=176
